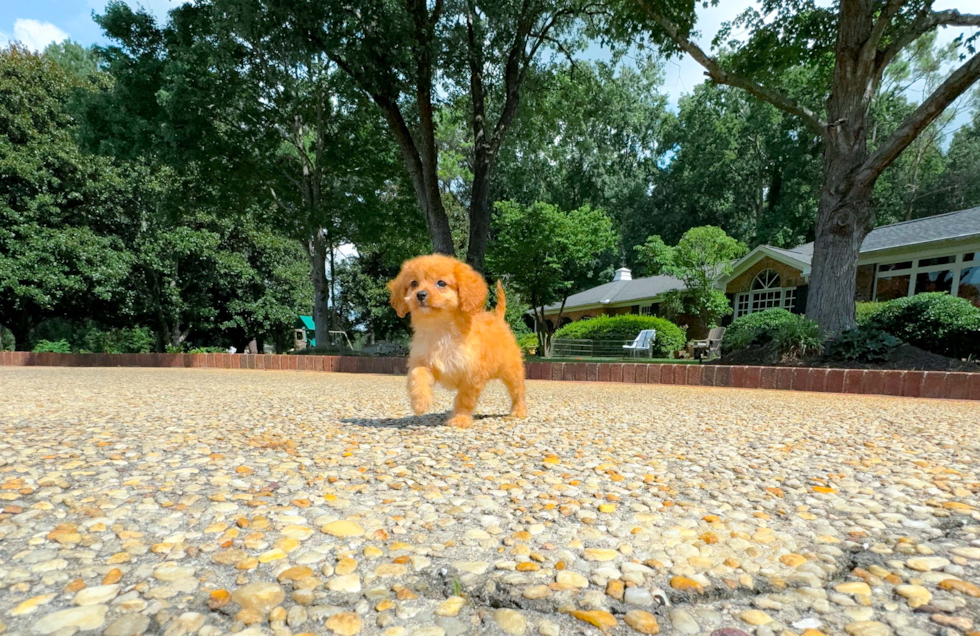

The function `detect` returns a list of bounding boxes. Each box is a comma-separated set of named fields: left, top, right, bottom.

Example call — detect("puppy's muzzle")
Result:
left=416, top=290, right=428, bottom=306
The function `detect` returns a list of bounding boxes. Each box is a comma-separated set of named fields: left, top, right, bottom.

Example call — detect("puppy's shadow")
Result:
left=340, top=413, right=505, bottom=429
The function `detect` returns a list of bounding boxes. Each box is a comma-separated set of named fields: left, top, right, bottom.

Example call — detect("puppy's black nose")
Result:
left=416, top=290, right=428, bottom=302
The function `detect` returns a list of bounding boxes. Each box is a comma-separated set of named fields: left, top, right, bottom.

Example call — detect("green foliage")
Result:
left=723, top=309, right=822, bottom=359
left=635, top=226, right=747, bottom=327
left=0, top=326, right=13, bottom=351
left=81, top=326, right=153, bottom=354
left=722, top=309, right=798, bottom=352
left=33, top=339, right=71, bottom=353
left=829, top=328, right=904, bottom=362
left=855, top=301, right=887, bottom=326
left=187, top=347, right=226, bottom=354
left=553, top=315, right=686, bottom=358
left=487, top=200, right=617, bottom=352
left=769, top=314, right=823, bottom=359
left=863, top=293, right=980, bottom=358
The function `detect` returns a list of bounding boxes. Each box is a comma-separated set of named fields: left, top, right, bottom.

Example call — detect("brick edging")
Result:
left=2, top=352, right=978, bottom=401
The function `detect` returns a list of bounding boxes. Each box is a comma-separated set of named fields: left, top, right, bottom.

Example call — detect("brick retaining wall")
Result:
left=2, top=351, right=978, bottom=401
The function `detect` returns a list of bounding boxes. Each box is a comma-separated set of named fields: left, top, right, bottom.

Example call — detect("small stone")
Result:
left=896, top=585, right=931, bottom=608
left=606, top=579, right=624, bottom=600
left=624, top=610, right=660, bottom=634
left=277, top=566, right=314, bottom=582
left=11, top=594, right=57, bottom=616
left=931, top=615, right=972, bottom=631
left=31, top=605, right=109, bottom=634
left=454, top=562, right=489, bottom=575
left=780, top=554, right=807, bottom=567
left=740, top=610, right=773, bottom=626
left=435, top=597, right=466, bottom=617
left=583, top=549, right=618, bottom=562
left=325, top=612, right=362, bottom=635
left=835, top=582, right=872, bottom=596
left=906, top=557, right=949, bottom=571
left=538, top=619, right=560, bottom=636
left=557, top=571, right=588, bottom=588
left=104, top=614, right=151, bottom=636
left=670, top=576, right=704, bottom=593
left=153, top=564, right=195, bottom=581
left=328, top=574, right=361, bottom=593
left=287, top=606, right=308, bottom=628
left=495, top=609, right=528, bottom=635
left=939, top=579, right=980, bottom=598
left=524, top=585, right=551, bottom=599
left=843, top=621, right=890, bottom=636
left=624, top=587, right=654, bottom=607
left=73, top=584, right=120, bottom=606
left=103, top=568, right=124, bottom=585
left=321, top=520, right=366, bottom=537
left=668, top=609, right=700, bottom=635
left=231, top=582, right=285, bottom=613
left=207, top=589, right=231, bottom=609
left=569, top=610, right=616, bottom=633
left=951, top=548, right=980, bottom=560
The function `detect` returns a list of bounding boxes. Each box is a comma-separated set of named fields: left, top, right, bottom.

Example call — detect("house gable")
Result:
left=725, top=256, right=806, bottom=295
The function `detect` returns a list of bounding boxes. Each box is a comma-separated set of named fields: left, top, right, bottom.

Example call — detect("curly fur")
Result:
left=387, top=254, right=527, bottom=427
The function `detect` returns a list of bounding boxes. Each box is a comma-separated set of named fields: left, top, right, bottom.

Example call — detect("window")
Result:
left=735, top=294, right=750, bottom=317
left=875, top=274, right=910, bottom=301
left=752, top=269, right=781, bottom=291
left=873, top=249, right=980, bottom=305
left=958, top=267, right=980, bottom=306
left=640, top=305, right=653, bottom=316
left=782, top=288, right=797, bottom=313
left=915, top=269, right=954, bottom=294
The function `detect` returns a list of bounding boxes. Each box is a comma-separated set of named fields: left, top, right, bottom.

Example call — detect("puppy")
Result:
left=387, top=254, right=527, bottom=428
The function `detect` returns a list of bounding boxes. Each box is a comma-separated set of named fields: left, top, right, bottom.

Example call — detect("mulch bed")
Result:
left=710, top=344, right=978, bottom=372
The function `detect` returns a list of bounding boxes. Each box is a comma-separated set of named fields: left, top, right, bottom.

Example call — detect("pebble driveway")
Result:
left=0, top=367, right=978, bottom=636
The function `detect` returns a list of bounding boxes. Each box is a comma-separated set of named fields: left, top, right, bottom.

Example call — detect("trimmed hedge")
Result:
left=721, top=309, right=798, bottom=352
left=553, top=315, right=686, bottom=357
left=863, top=292, right=980, bottom=358
left=855, top=301, right=887, bottom=326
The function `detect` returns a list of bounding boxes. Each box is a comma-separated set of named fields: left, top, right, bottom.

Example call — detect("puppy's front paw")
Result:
left=446, top=414, right=473, bottom=428
left=411, top=395, right=432, bottom=415
left=509, top=403, right=527, bottom=418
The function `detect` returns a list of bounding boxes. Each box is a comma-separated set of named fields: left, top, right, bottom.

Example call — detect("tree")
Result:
left=614, top=0, right=980, bottom=336
left=494, top=56, right=670, bottom=255
left=0, top=46, right=133, bottom=348
left=634, top=226, right=748, bottom=328
left=208, top=0, right=590, bottom=272
left=487, top=200, right=618, bottom=355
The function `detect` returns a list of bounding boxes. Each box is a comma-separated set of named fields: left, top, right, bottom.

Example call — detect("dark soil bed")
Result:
left=710, top=344, right=978, bottom=372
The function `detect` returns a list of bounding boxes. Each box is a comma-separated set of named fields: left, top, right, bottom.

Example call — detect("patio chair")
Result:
left=623, top=329, right=656, bottom=358
left=691, top=327, right=726, bottom=359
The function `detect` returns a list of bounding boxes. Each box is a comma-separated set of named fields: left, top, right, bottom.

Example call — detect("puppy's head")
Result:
left=388, top=254, right=487, bottom=318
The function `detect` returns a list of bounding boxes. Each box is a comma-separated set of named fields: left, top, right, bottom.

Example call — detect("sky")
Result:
left=4, top=0, right=978, bottom=110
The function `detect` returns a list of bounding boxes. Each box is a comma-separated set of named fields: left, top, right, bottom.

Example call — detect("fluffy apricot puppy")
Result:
left=387, top=254, right=527, bottom=428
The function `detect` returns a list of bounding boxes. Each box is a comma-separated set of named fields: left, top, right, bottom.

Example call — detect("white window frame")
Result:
left=872, top=248, right=980, bottom=302
left=732, top=269, right=798, bottom=318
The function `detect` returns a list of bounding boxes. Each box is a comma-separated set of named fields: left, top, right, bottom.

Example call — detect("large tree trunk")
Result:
left=310, top=230, right=330, bottom=349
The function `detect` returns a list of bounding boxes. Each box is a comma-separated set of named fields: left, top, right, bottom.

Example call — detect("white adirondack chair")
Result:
left=623, top=329, right=656, bottom=358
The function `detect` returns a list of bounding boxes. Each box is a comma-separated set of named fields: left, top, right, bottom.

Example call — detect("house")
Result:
left=539, top=206, right=980, bottom=335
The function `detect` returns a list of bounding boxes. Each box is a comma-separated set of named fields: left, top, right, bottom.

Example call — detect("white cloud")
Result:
left=7, top=19, right=69, bottom=52
left=87, top=0, right=192, bottom=20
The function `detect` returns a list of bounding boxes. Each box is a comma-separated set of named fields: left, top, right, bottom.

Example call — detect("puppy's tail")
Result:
left=494, top=280, right=507, bottom=318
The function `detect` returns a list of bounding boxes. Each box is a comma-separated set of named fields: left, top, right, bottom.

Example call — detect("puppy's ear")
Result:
left=455, top=261, right=488, bottom=314
left=387, top=272, right=410, bottom=318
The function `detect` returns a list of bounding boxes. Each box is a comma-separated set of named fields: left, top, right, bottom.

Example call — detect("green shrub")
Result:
left=553, top=315, right=686, bottom=357
left=829, top=327, right=903, bottom=362
left=721, top=309, right=797, bottom=352
left=517, top=332, right=538, bottom=353
left=82, top=327, right=153, bottom=354
left=855, top=301, right=886, bottom=326
left=187, top=346, right=227, bottom=354
left=769, top=314, right=823, bottom=359
left=863, top=293, right=980, bottom=358
left=33, top=339, right=71, bottom=353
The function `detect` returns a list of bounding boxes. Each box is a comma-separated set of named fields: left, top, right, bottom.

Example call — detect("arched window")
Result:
left=734, top=268, right=797, bottom=317
left=752, top=269, right=780, bottom=290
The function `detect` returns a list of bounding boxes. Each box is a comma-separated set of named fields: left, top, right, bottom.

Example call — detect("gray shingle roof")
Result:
left=544, top=274, right=684, bottom=311
left=860, top=205, right=980, bottom=252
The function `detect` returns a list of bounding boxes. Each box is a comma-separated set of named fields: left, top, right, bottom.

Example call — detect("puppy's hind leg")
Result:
left=447, top=381, right=484, bottom=428
left=502, top=366, right=527, bottom=418
left=408, top=366, right=435, bottom=415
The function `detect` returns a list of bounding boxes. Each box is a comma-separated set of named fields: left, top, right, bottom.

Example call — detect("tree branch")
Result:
left=633, top=0, right=829, bottom=135
left=861, top=50, right=980, bottom=185
left=878, top=9, right=980, bottom=72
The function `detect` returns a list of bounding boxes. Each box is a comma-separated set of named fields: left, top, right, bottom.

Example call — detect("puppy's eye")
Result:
left=436, top=280, right=447, bottom=288
left=410, top=281, right=418, bottom=289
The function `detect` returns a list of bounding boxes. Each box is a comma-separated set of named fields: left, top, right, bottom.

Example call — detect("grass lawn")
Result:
left=529, top=356, right=701, bottom=364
